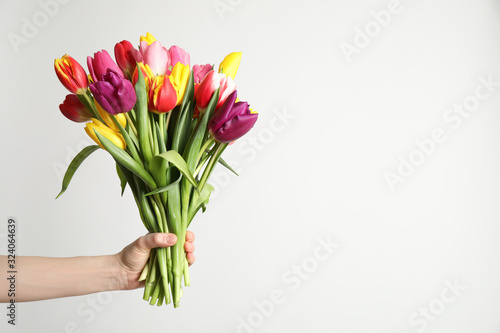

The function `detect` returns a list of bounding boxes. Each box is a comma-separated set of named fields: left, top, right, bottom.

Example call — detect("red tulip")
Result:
left=59, top=94, right=92, bottom=122
left=194, top=70, right=236, bottom=116
left=148, top=75, right=177, bottom=114
left=114, top=40, right=143, bottom=79
left=54, top=55, right=89, bottom=94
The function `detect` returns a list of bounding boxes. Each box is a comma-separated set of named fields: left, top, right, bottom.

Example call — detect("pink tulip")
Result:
left=167, top=45, right=190, bottom=74
left=140, top=40, right=170, bottom=76
left=192, top=64, right=212, bottom=84
left=87, top=50, right=124, bottom=83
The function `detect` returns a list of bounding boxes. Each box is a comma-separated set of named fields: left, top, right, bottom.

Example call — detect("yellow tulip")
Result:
left=94, top=99, right=127, bottom=132
left=85, top=118, right=126, bottom=150
left=169, top=62, right=190, bottom=106
left=140, top=32, right=156, bottom=45
left=218, top=52, right=242, bottom=80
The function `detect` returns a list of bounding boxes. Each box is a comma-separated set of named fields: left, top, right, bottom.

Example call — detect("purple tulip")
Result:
left=89, top=69, right=136, bottom=115
left=208, top=91, right=258, bottom=143
left=87, top=50, right=124, bottom=83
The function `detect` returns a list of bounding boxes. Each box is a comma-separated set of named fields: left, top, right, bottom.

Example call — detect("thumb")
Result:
left=135, top=233, right=177, bottom=253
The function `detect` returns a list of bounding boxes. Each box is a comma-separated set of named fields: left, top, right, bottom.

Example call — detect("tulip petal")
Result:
left=59, top=94, right=92, bottom=123
left=209, top=90, right=238, bottom=133
left=219, top=52, right=242, bottom=80
left=214, top=113, right=258, bottom=143
left=141, top=41, right=169, bottom=76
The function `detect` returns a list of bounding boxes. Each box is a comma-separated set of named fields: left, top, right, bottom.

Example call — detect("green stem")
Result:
left=195, top=137, right=215, bottom=167
left=125, top=112, right=138, bottom=137
left=159, top=113, right=165, bottom=145
left=183, top=259, right=190, bottom=286
left=194, top=147, right=216, bottom=178
left=149, top=113, right=158, bottom=156
left=198, top=143, right=224, bottom=192
left=149, top=280, right=161, bottom=305
left=78, top=91, right=105, bottom=124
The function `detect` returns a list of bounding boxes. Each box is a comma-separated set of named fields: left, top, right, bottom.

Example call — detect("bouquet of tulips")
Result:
left=53, top=32, right=258, bottom=307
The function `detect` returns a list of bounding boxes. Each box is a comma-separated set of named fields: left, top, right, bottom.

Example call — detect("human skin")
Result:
left=0, top=232, right=195, bottom=302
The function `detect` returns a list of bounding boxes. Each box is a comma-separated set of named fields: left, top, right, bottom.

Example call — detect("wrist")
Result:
left=108, top=254, right=132, bottom=291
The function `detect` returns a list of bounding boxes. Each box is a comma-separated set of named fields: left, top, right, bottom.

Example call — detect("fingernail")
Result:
left=165, top=234, right=177, bottom=245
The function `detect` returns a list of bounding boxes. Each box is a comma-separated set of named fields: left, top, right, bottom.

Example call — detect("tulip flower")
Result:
left=89, top=69, right=136, bottom=115
left=140, top=32, right=156, bottom=45
left=148, top=75, right=177, bottom=113
left=132, top=62, right=155, bottom=91
left=54, top=55, right=89, bottom=94
left=140, top=40, right=170, bottom=76
left=208, top=91, right=258, bottom=143
left=114, top=40, right=143, bottom=79
left=94, top=98, right=127, bottom=132
left=168, top=45, right=190, bottom=74
left=218, top=52, right=242, bottom=80
left=192, top=64, right=212, bottom=84
left=195, top=70, right=236, bottom=116
left=59, top=94, right=92, bottom=123
left=169, top=62, right=190, bottom=106
left=85, top=118, right=126, bottom=150
left=87, top=50, right=124, bottom=83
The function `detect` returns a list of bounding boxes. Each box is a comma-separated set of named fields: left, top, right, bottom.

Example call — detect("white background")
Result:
left=1, top=0, right=500, bottom=332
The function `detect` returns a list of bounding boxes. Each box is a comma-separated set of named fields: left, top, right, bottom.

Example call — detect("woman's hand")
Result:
left=115, top=232, right=196, bottom=290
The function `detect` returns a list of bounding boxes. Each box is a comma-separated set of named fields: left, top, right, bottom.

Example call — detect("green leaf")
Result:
left=110, top=114, right=143, bottom=166
left=116, top=163, right=128, bottom=196
left=56, top=145, right=100, bottom=199
left=95, top=130, right=157, bottom=189
left=184, top=89, right=219, bottom=171
left=149, top=150, right=168, bottom=188
left=153, top=150, right=198, bottom=188
left=135, top=65, right=153, bottom=164
left=218, top=157, right=239, bottom=176
left=144, top=171, right=182, bottom=196
left=188, top=183, right=215, bottom=225
left=127, top=123, right=140, bottom=148
left=171, top=73, right=195, bottom=155
left=116, top=162, right=138, bottom=199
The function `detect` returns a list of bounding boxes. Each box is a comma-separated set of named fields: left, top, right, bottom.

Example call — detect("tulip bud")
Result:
left=208, top=91, right=258, bottom=143
left=132, top=63, right=155, bottom=91
left=218, top=52, right=242, bottom=80
left=89, top=69, right=136, bottom=115
left=85, top=118, right=126, bottom=150
left=140, top=32, right=157, bottom=45
left=94, top=98, right=127, bottom=131
left=168, top=45, right=190, bottom=75
left=169, top=62, right=190, bottom=106
left=87, top=50, right=124, bottom=83
left=148, top=75, right=177, bottom=114
left=140, top=40, right=170, bottom=76
left=195, top=70, right=236, bottom=116
left=192, top=64, right=212, bottom=84
left=59, top=94, right=92, bottom=122
left=114, top=40, right=143, bottom=79
left=54, top=55, right=89, bottom=94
